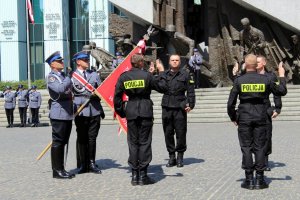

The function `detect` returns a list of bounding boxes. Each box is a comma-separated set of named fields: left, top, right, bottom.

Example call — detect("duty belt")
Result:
left=31, top=100, right=38, bottom=102
left=240, top=99, right=264, bottom=104
left=129, top=96, right=150, bottom=100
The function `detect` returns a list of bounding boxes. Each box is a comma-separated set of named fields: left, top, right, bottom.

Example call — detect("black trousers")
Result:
left=264, top=116, right=272, bottom=156
left=127, top=117, right=153, bottom=170
left=18, top=107, right=27, bottom=124
left=194, top=69, right=201, bottom=88
left=30, top=108, right=39, bottom=124
left=50, top=119, right=72, bottom=170
left=238, top=120, right=267, bottom=172
left=162, top=107, right=187, bottom=154
left=5, top=109, right=14, bottom=125
left=75, top=115, right=101, bottom=166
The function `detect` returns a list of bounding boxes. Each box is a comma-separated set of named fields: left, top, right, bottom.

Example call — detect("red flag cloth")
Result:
left=72, top=72, right=95, bottom=92
left=27, top=0, right=35, bottom=24
left=96, top=46, right=141, bottom=134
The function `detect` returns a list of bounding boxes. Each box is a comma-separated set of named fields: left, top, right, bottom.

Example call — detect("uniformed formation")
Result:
left=0, top=84, right=41, bottom=128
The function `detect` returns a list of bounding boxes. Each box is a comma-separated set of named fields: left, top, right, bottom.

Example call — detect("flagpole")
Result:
left=26, top=0, right=31, bottom=88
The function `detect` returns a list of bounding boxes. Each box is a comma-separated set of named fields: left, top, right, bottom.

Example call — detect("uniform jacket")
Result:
left=161, top=68, right=195, bottom=109
left=16, top=90, right=29, bottom=108
left=72, top=69, right=104, bottom=117
left=47, top=70, right=73, bottom=120
left=114, top=67, right=167, bottom=120
left=227, top=72, right=287, bottom=122
left=3, top=91, right=16, bottom=109
left=29, top=91, right=42, bottom=108
left=264, top=72, right=282, bottom=114
left=188, top=54, right=202, bottom=70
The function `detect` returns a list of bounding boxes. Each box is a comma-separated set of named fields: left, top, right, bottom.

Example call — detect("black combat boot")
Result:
left=166, top=153, right=176, bottom=167
left=138, top=169, right=155, bottom=185
left=241, top=170, right=254, bottom=190
left=177, top=152, right=184, bottom=168
left=131, top=169, right=139, bottom=186
left=265, top=156, right=271, bottom=171
left=88, top=142, right=102, bottom=174
left=51, top=146, right=74, bottom=179
left=77, top=144, right=89, bottom=174
left=255, top=171, right=268, bottom=189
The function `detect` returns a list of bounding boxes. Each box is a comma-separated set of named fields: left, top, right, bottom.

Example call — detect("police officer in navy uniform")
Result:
left=72, top=51, right=105, bottom=174
left=46, top=51, right=75, bottom=179
left=1, top=86, right=16, bottom=128
left=227, top=54, right=287, bottom=190
left=114, top=53, right=167, bottom=186
left=28, top=85, right=42, bottom=127
left=161, top=54, right=195, bottom=168
left=16, top=84, right=29, bottom=127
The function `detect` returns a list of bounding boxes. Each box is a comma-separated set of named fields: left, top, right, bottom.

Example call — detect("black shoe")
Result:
left=255, top=173, right=268, bottom=189
left=177, top=152, right=184, bottom=168
left=53, top=170, right=73, bottom=179
left=166, top=154, right=176, bottom=167
left=241, top=179, right=255, bottom=190
left=9, top=124, right=13, bottom=128
left=63, top=170, right=75, bottom=178
left=89, top=162, right=102, bottom=174
left=77, top=166, right=88, bottom=174
left=6, top=125, right=11, bottom=128
left=138, top=170, right=155, bottom=185
left=31, top=124, right=35, bottom=127
left=131, top=170, right=139, bottom=186
left=265, top=167, right=271, bottom=171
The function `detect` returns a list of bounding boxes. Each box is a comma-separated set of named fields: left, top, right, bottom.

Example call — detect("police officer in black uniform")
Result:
left=46, top=51, right=75, bottom=179
left=227, top=54, right=287, bottom=190
left=256, top=55, right=282, bottom=171
left=114, top=53, right=167, bottom=186
left=161, top=54, right=195, bottom=168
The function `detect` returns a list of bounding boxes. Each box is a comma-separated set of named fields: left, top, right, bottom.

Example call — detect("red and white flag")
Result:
left=26, top=0, right=35, bottom=24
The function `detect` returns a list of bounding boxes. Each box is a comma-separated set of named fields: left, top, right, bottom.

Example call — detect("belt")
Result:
left=31, top=100, right=38, bottom=102
left=240, top=99, right=264, bottom=104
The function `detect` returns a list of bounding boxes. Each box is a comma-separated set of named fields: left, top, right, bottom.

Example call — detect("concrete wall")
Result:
left=233, top=0, right=300, bottom=32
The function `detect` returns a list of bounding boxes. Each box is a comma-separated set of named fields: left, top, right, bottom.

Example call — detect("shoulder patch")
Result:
left=48, top=76, right=56, bottom=83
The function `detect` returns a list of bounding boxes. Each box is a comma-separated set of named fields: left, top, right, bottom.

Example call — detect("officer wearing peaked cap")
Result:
left=46, top=51, right=75, bottom=179
left=1, top=86, right=16, bottom=128
left=16, top=84, right=29, bottom=127
left=28, top=85, right=42, bottom=127
left=72, top=51, right=105, bottom=174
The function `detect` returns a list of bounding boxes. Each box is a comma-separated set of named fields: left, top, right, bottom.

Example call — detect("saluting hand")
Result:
left=156, top=59, right=165, bottom=72
left=278, top=61, right=285, bottom=77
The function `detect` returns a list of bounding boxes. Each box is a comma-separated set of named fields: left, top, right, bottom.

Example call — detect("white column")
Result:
left=0, top=1, right=26, bottom=81
left=43, top=0, right=69, bottom=75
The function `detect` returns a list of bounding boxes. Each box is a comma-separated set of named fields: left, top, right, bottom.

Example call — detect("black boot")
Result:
left=241, top=170, right=254, bottom=190
left=166, top=153, right=176, bottom=167
left=51, top=146, right=74, bottom=179
left=131, top=169, right=139, bottom=186
left=77, top=144, right=89, bottom=174
left=255, top=171, right=268, bottom=189
left=265, top=156, right=271, bottom=171
left=177, top=152, right=184, bottom=168
left=138, top=169, right=155, bottom=185
left=88, top=142, right=102, bottom=174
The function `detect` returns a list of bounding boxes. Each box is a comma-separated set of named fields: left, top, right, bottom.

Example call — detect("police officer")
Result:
left=46, top=51, right=74, bottom=179
left=227, top=54, right=287, bottom=190
left=188, top=48, right=203, bottom=89
left=72, top=51, right=105, bottom=174
left=114, top=53, right=167, bottom=186
left=256, top=55, right=282, bottom=171
left=111, top=52, right=124, bottom=68
left=1, top=86, right=16, bottom=128
left=16, top=84, right=29, bottom=127
left=161, top=54, right=195, bottom=168
left=28, top=85, right=42, bottom=127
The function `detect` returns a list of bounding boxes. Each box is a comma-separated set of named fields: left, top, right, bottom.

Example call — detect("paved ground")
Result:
left=0, top=121, right=299, bottom=200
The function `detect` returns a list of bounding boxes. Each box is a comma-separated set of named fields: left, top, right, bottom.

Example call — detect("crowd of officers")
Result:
left=0, top=85, right=41, bottom=128
left=1, top=46, right=286, bottom=189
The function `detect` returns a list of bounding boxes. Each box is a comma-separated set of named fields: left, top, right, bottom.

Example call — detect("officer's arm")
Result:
left=151, top=72, right=168, bottom=93
left=270, top=73, right=282, bottom=114
left=270, top=62, right=287, bottom=96
left=113, top=76, right=126, bottom=118
left=48, top=76, right=72, bottom=94
left=227, top=79, right=239, bottom=121
left=187, top=73, right=196, bottom=109
left=38, top=93, right=42, bottom=107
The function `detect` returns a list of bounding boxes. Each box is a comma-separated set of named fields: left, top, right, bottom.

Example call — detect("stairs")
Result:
left=0, top=85, right=299, bottom=127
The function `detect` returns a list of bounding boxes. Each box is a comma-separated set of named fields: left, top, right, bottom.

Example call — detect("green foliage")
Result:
left=0, top=80, right=46, bottom=92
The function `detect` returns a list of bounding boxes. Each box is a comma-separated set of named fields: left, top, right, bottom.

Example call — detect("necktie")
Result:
left=83, top=71, right=87, bottom=79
